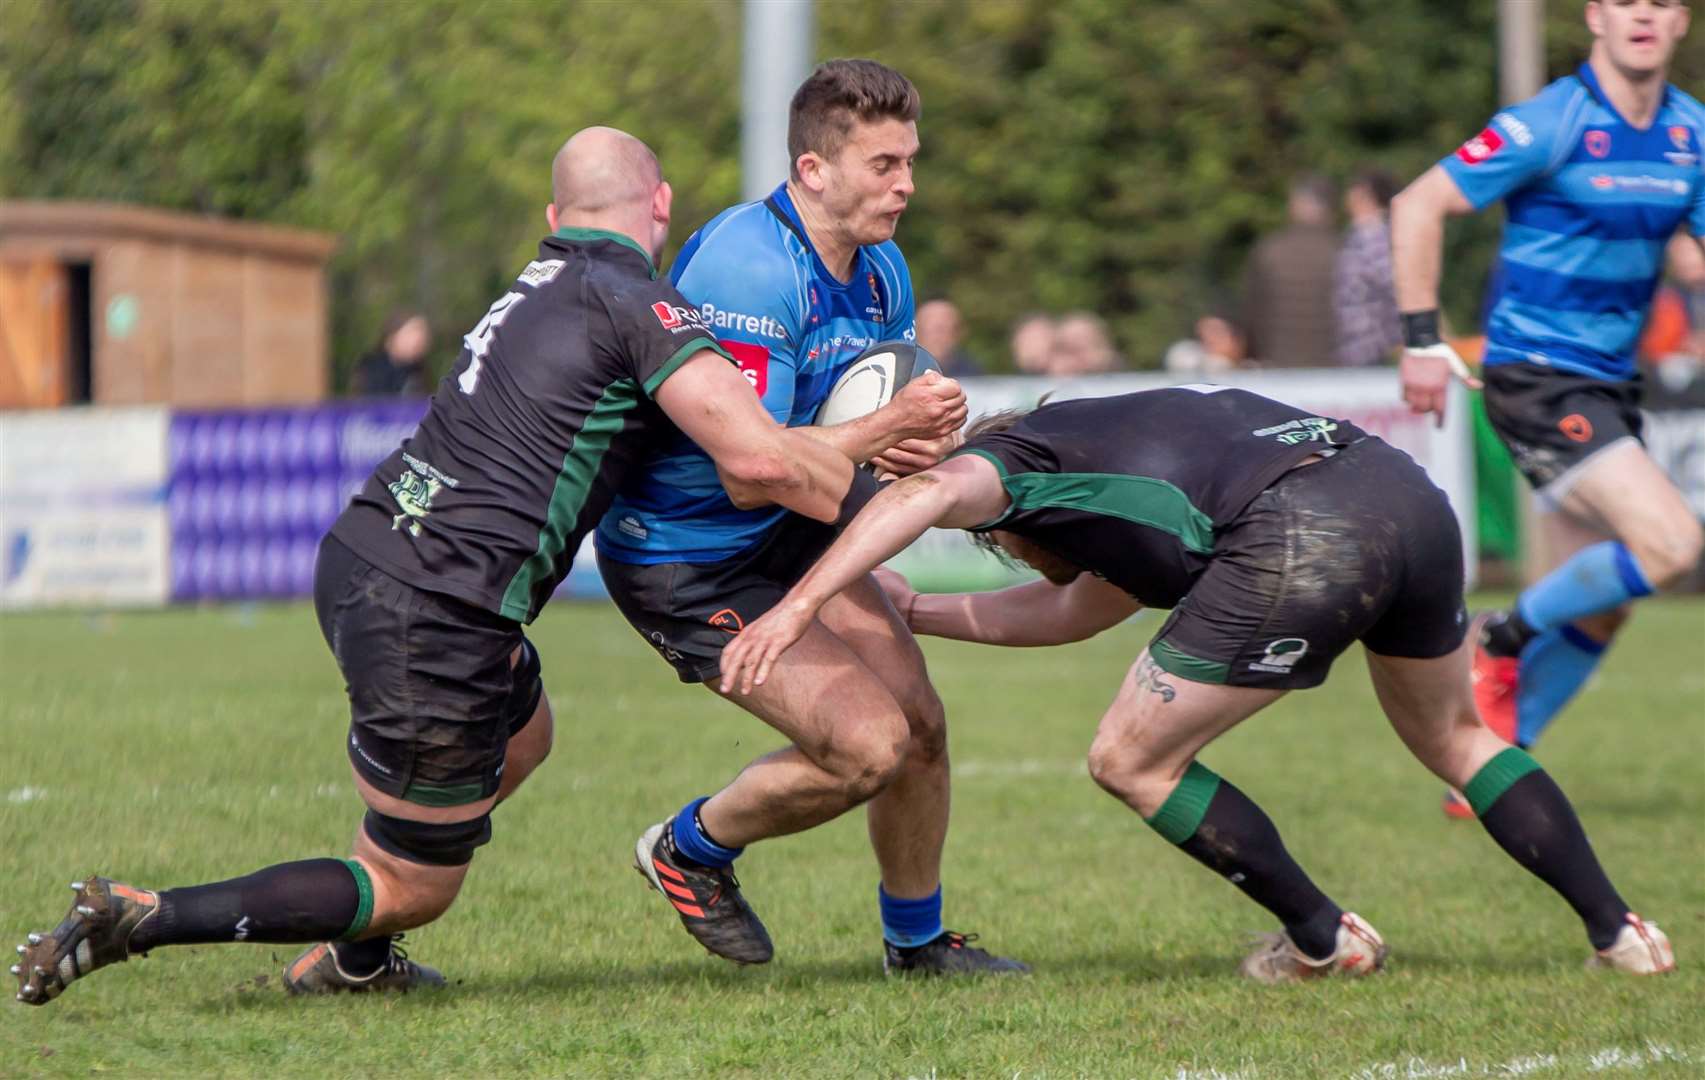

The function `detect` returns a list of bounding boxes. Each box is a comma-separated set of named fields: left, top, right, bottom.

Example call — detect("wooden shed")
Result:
left=0, top=201, right=338, bottom=408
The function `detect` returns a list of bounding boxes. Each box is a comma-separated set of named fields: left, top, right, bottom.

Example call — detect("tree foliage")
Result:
left=2, top=0, right=1697, bottom=381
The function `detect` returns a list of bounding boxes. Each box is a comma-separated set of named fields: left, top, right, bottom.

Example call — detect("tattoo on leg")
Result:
left=1135, top=656, right=1176, bottom=703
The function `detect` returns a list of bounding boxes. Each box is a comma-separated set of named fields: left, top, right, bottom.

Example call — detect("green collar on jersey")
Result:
left=551, top=227, right=657, bottom=279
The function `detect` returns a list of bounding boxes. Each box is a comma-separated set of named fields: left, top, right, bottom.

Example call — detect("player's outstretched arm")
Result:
left=1391, top=165, right=1482, bottom=426
left=800, top=371, right=968, bottom=465
left=718, top=454, right=1008, bottom=694
left=655, top=350, right=857, bottom=523
left=878, top=567, right=1141, bottom=648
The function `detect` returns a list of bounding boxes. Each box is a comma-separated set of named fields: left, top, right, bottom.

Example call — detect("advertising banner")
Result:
left=168, top=401, right=427, bottom=601
left=0, top=407, right=171, bottom=609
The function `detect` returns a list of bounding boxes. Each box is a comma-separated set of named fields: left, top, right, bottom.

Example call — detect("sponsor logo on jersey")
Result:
left=1492, top=111, right=1533, bottom=147
left=708, top=608, right=744, bottom=633
left=1665, top=152, right=1698, bottom=166
left=1589, top=174, right=1688, bottom=195
left=1671, top=125, right=1692, bottom=152
left=652, top=301, right=708, bottom=334
left=1249, top=638, right=1309, bottom=674
left=516, top=259, right=566, bottom=288
left=1252, top=416, right=1339, bottom=445
left=700, top=302, right=788, bottom=341
left=1590, top=174, right=1615, bottom=190
left=1559, top=414, right=1594, bottom=443
left=1584, top=130, right=1611, bottom=159
left=1457, top=127, right=1504, bottom=165
left=719, top=338, right=770, bottom=397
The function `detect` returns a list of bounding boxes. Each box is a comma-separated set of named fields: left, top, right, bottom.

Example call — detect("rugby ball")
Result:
left=814, top=341, right=941, bottom=427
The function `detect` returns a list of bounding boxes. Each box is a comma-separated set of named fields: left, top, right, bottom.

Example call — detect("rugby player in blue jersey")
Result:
left=596, top=60, right=1024, bottom=974
left=1392, top=0, right=1703, bottom=813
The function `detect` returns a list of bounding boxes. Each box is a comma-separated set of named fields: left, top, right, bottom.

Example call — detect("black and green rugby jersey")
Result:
left=955, top=387, right=1368, bottom=609
left=332, top=228, right=730, bottom=624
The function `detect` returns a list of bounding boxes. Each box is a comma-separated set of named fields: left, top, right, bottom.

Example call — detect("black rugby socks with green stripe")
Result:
left=1144, top=762, right=1343, bottom=961
left=1465, top=747, right=1629, bottom=950
left=127, top=858, right=373, bottom=952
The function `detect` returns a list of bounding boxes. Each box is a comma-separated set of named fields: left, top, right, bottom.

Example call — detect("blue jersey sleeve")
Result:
left=671, top=217, right=808, bottom=425
left=1440, top=97, right=1566, bottom=210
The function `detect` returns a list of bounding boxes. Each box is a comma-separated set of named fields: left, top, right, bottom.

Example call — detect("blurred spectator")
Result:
left=1333, top=168, right=1402, bottom=367
left=1164, top=314, right=1247, bottom=376
left=1009, top=312, right=1058, bottom=374
left=1053, top=310, right=1123, bottom=374
left=1241, top=174, right=1338, bottom=367
left=353, top=311, right=432, bottom=396
left=914, top=298, right=984, bottom=377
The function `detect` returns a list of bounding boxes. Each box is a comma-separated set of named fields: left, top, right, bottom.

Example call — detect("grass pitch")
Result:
left=1, top=597, right=1701, bottom=1078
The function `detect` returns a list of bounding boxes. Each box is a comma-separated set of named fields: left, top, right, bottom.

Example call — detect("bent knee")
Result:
left=1629, top=518, right=1704, bottom=589
left=830, top=718, right=911, bottom=804
left=1086, top=738, right=1151, bottom=804
left=901, top=690, right=948, bottom=763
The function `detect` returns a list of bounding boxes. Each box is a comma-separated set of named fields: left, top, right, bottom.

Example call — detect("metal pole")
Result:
left=1498, top=0, right=1546, bottom=106
left=741, top=0, right=815, bottom=202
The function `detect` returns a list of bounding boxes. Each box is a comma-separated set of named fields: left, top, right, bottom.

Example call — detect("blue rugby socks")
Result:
left=669, top=796, right=744, bottom=869
left=879, top=885, right=944, bottom=948
left=1515, top=626, right=1607, bottom=747
left=1512, top=542, right=1652, bottom=641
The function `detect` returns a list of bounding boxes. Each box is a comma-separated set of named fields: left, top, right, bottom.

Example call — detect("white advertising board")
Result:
left=0, top=407, right=172, bottom=609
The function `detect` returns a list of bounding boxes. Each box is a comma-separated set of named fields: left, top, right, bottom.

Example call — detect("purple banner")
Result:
left=168, top=400, right=427, bottom=601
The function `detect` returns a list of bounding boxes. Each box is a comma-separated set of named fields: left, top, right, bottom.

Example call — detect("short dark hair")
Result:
left=787, top=59, right=921, bottom=179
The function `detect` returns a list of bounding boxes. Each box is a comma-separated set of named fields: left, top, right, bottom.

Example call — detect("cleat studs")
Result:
left=75, top=905, right=94, bottom=916
left=26, top=933, right=41, bottom=945
left=71, top=881, right=84, bottom=890
left=8, top=964, right=17, bottom=975
left=15, top=945, right=24, bottom=955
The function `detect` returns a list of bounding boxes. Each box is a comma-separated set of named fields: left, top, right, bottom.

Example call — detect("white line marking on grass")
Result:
left=1346, top=1041, right=1693, bottom=1079
left=6, top=786, right=47, bottom=804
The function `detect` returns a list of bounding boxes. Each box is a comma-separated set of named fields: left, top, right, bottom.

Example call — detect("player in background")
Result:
left=11, top=127, right=877, bottom=1005
left=597, top=60, right=1024, bottom=975
left=719, top=389, right=1676, bottom=979
left=1391, top=0, right=1703, bottom=812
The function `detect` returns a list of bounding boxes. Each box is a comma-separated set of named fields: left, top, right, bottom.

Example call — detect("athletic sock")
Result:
left=669, top=796, right=743, bottom=869
left=1515, top=625, right=1608, bottom=747
left=127, top=858, right=373, bottom=952
left=879, top=885, right=944, bottom=949
left=1466, top=748, right=1629, bottom=950
left=1145, top=762, right=1343, bottom=961
left=1515, top=542, right=1653, bottom=636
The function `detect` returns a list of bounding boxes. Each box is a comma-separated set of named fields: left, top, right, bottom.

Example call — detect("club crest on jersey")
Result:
left=1456, top=127, right=1504, bottom=165
left=1584, top=130, right=1611, bottom=159
left=1250, top=638, right=1309, bottom=674
left=865, top=272, right=884, bottom=322
left=387, top=469, right=441, bottom=537
left=1671, top=126, right=1691, bottom=152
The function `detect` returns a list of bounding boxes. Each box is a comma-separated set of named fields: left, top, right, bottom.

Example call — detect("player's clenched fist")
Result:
left=882, top=370, right=968, bottom=442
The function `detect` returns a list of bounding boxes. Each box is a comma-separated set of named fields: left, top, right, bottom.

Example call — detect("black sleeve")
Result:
left=607, top=277, right=734, bottom=398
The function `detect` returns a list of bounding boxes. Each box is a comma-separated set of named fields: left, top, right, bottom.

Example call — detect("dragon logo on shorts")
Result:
left=1558, top=414, right=1593, bottom=444
left=1249, top=638, right=1309, bottom=674
left=387, top=469, right=441, bottom=537
left=709, top=608, right=745, bottom=633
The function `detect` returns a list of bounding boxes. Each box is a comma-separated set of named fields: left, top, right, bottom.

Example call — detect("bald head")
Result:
left=551, top=126, right=663, bottom=215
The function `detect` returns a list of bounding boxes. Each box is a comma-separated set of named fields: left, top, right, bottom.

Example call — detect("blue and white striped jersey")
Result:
left=596, top=183, right=916, bottom=564
left=1442, top=63, right=1705, bottom=381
